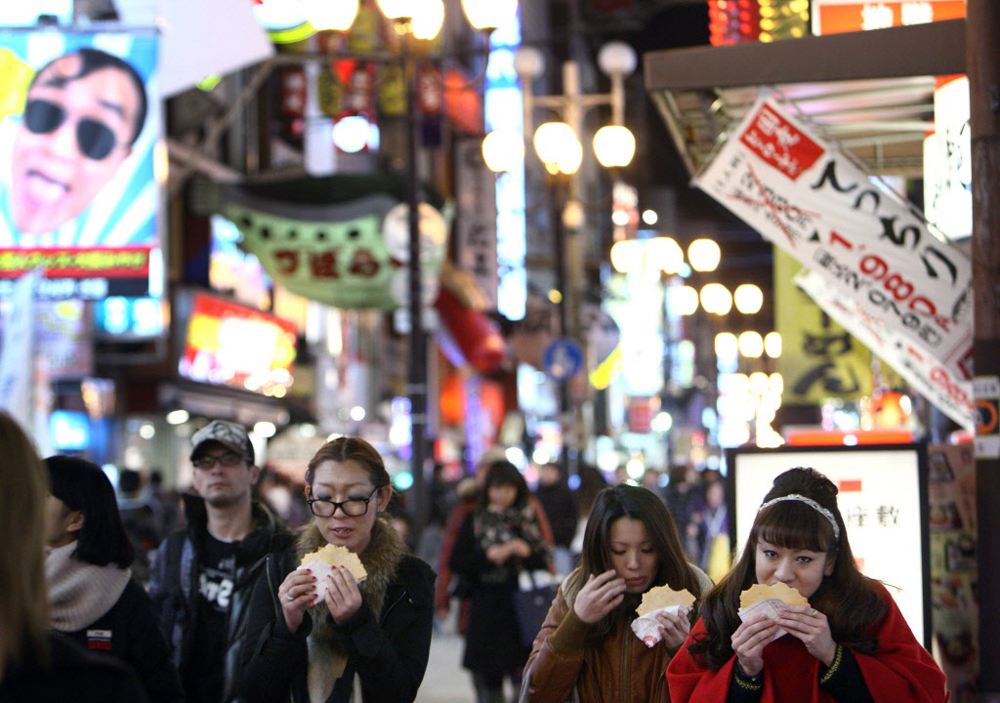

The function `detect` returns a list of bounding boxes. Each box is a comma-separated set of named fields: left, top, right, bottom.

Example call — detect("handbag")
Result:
left=512, top=570, right=558, bottom=648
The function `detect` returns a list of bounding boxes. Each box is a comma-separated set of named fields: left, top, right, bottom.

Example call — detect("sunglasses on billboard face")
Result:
left=23, top=99, right=121, bottom=161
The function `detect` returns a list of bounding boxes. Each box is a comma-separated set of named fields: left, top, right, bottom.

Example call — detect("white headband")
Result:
left=757, top=494, right=841, bottom=541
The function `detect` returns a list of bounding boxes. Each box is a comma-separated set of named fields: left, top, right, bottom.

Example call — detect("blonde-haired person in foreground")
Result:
left=0, top=411, right=148, bottom=702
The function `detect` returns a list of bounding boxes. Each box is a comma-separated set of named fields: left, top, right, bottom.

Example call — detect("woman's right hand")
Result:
left=277, top=568, right=317, bottom=634
left=730, top=613, right=778, bottom=678
left=573, top=570, right=626, bottom=624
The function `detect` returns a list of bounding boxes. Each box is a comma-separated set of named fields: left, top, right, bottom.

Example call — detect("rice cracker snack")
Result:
left=631, top=586, right=696, bottom=648
left=738, top=583, right=809, bottom=641
left=299, top=544, right=368, bottom=600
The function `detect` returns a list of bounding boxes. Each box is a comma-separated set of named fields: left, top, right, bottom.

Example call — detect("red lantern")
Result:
left=440, top=373, right=466, bottom=426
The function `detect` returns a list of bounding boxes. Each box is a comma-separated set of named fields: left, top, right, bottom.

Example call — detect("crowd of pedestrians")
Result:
left=0, top=410, right=948, bottom=703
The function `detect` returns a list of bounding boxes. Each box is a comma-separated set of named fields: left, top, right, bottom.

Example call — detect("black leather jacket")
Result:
left=149, top=495, right=294, bottom=702
left=238, top=551, right=436, bottom=703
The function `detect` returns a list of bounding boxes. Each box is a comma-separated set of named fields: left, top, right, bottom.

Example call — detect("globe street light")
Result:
left=485, top=40, right=636, bottom=475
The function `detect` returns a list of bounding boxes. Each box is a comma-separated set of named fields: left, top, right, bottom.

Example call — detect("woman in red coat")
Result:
left=667, top=467, right=947, bottom=703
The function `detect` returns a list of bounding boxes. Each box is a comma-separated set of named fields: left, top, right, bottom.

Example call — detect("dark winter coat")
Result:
left=535, top=483, right=578, bottom=548
left=148, top=495, right=294, bottom=702
left=238, top=519, right=436, bottom=703
left=0, top=632, right=150, bottom=703
left=449, top=506, right=551, bottom=676
left=62, top=579, right=184, bottom=703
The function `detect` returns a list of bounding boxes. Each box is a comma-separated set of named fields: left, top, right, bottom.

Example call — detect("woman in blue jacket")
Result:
left=44, top=455, right=184, bottom=703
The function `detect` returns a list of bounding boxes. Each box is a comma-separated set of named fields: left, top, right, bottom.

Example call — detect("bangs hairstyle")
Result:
left=477, top=460, right=530, bottom=510
left=578, top=485, right=703, bottom=639
left=305, top=436, right=390, bottom=492
left=45, top=455, right=133, bottom=568
left=0, top=412, right=50, bottom=669
left=690, top=467, right=885, bottom=670
left=753, top=499, right=838, bottom=555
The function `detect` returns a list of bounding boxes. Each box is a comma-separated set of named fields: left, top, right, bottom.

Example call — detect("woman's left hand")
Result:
left=324, top=565, right=363, bottom=625
left=776, top=606, right=837, bottom=666
left=654, top=609, right=691, bottom=652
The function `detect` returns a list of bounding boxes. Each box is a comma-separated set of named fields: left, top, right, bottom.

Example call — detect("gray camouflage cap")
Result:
left=190, top=420, right=255, bottom=464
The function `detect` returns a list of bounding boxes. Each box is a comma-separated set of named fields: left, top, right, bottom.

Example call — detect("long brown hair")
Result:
left=690, top=467, right=886, bottom=669
left=578, top=485, right=703, bottom=640
left=0, top=413, right=50, bottom=673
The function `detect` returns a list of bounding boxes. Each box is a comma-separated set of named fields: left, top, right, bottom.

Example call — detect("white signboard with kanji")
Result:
left=730, top=446, right=928, bottom=646
left=695, top=96, right=972, bottom=423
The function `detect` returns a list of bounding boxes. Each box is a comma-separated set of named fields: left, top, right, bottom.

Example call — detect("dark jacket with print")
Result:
left=0, top=632, right=150, bottom=703
left=62, top=579, right=184, bottom=703
left=148, top=494, right=294, bottom=702
left=238, top=519, right=436, bottom=703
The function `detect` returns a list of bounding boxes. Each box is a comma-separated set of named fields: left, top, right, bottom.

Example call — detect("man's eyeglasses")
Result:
left=192, top=453, right=247, bottom=470
left=24, top=99, right=119, bottom=161
left=307, top=487, right=380, bottom=518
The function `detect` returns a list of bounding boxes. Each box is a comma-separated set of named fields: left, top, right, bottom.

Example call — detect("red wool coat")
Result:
left=667, top=584, right=948, bottom=703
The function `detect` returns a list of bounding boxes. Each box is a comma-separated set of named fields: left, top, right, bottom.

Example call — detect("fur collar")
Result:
left=296, top=518, right=406, bottom=703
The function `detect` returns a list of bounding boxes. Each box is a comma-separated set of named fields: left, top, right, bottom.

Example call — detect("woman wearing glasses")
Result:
left=240, top=436, right=436, bottom=703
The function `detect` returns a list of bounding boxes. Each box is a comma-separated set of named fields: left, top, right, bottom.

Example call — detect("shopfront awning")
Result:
left=643, top=19, right=965, bottom=178
left=641, top=20, right=975, bottom=430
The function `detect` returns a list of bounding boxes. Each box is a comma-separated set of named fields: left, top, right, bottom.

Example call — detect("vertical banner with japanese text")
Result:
left=774, top=248, right=872, bottom=403
left=454, top=138, right=498, bottom=309
left=694, top=95, right=973, bottom=428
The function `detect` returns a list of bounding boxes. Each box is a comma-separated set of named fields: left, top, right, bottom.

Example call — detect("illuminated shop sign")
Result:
left=0, top=30, right=162, bottom=298
left=729, top=445, right=930, bottom=646
left=486, top=20, right=526, bottom=321
left=811, top=0, right=966, bottom=35
left=178, top=292, right=297, bottom=397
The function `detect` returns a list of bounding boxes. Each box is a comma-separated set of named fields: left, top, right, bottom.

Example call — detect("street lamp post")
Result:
left=304, top=0, right=516, bottom=539
left=487, top=41, right=637, bottom=474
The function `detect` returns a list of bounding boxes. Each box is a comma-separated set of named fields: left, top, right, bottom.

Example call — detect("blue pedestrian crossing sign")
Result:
left=543, top=338, right=583, bottom=381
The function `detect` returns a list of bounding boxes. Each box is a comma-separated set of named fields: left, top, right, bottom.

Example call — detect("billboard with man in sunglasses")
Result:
left=0, top=31, right=160, bottom=298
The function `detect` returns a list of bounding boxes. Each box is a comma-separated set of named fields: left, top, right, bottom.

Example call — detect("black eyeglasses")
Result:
left=192, top=453, right=247, bottom=470
left=307, top=487, right=380, bottom=518
left=24, top=99, right=119, bottom=161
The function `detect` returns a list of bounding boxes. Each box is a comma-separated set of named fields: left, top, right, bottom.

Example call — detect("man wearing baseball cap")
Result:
left=149, top=420, right=294, bottom=703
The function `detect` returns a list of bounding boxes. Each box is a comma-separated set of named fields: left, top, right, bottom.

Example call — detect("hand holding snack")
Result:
left=574, top=570, right=626, bottom=624
left=324, top=565, right=363, bottom=624
left=731, top=611, right=780, bottom=678
left=737, top=583, right=810, bottom=642
left=630, top=586, right=695, bottom=648
left=297, top=543, right=368, bottom=607
left=776, top=606, right=836, bottom=666
left=277, top=568, right=317, bottom=634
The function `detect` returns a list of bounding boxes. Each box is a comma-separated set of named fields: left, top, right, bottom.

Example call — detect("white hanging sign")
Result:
left=694, top=95, right=972, bottom=419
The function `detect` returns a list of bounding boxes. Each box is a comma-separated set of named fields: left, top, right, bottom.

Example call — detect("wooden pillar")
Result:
left=966, top=1, right=1000, bottom=698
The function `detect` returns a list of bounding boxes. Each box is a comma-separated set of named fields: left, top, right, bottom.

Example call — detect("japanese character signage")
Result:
left=454, top=138, right=498, bottom=308
left=222, top=192, right=446, bottom=311
left=730, top=445, right=929, bottom=646
left=796, top=269, right=975, bottom=429
left=811, top=0, right=966, bottom=36
left=695, top=95, right=972, bottom=425
left=774, top=249, right=872, bottom=403
left=178, top=291, right=297, bottom=396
